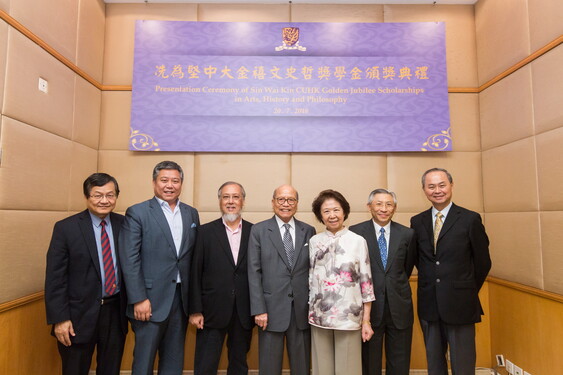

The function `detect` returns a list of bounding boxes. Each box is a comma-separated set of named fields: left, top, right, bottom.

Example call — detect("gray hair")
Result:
left=152, top=161, right=184, bottom=181
left=367, top=188, right=397, bottom=205
left=217, top=181, right=246, bottom=199
left=272, top=185, right=299, bottom=201
left=421, top=168, right=453, bottom=187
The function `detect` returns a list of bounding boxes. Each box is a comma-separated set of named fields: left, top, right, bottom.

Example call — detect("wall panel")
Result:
left=527, top=0, right=563, bottom=52
left=475, top=0, right=530, bottom=85
left=292, top=4, right=383, bottom=23
left=291, top=153, right=387, bottom=212
left=384, top=4, right=479, bottom=88
left=68, top=142, right=98, bottom=212
left=485, top=212, right=543, bottom=289
left=98, top=150, right=196, bottom=210
left=194, top=153, right=291, bottom=212
left=387, top=151, right=483, bottom=213
left=481, top=137, right=538, bottom=213
left=540, top=211, right=563, bottom=295
left=73, top=76, right=102, bottom=149
left=479, top=66, right=534, bottom=151
left=0, top=211, right=68, bottom=303
left=103, top=4, right=198, bottom=85
left=536, top=127, right=563, bottom=211
left=0, top=117, right=73, bottom=211
left=100, top=91, right=131, bottom=150
left=448, top=93, right=481, bottom=152
left=3, top=29, right=75, bottom=139
left=531, top=45, right=563, bottom=135
left=0, top=20, right=7, bottom=113
left=198, top=3, right=289, bottom=22
left=76, top=0, right=106, bottom=83
left=9, top=0, right=78, bottom=64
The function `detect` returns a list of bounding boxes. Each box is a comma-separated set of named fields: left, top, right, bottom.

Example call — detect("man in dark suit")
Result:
left=189, top=181, right=253, bottom=375
left=248, top=184, right=316, bottom=375
left=45, top=173, right=128, bottom=375
left=350, top=188, right=416, bottom=375
left=410, top=168, right=491, bottom=375
left=119, top=160, right=200, bottom=375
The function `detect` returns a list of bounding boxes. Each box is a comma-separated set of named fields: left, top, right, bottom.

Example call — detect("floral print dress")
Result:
left=308, top=228, right=375, bottom=330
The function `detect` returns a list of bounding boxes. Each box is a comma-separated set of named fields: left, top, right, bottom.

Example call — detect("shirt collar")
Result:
left=88, top=211, right=107, bottom=227
left=223, top=217, right=242, bottom=233
left=155, top=196, right=180, bottom=210
left=326, top=227, right=348, bottom=238
left=432, top=201, right=453, bottom=218
left=372, top=220, right=391, bottom=234
left=275, top=215, right=295, bottom=230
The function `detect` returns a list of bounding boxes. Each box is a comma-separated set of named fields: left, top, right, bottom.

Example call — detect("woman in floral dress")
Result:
left=309, top=189, right=375, bottom=375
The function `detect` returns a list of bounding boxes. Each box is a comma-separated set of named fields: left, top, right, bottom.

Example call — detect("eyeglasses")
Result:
left=274, top=197, right=298, bottom=206
left=373, top=202, right=394, bottom=209
left=90, top=193, right=117, bottom=201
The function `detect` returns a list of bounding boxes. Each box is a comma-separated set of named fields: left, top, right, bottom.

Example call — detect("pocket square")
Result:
left=191, top=222, right=197, bottom=228
left=304, top=243, right=309, bottom=247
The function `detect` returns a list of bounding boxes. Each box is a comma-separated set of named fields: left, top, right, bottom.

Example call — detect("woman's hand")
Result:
left=361, top=321, right=374, bottom=342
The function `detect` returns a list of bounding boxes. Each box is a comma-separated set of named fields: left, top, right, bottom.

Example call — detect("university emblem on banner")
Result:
left=275, top=27, right=307, bottom=51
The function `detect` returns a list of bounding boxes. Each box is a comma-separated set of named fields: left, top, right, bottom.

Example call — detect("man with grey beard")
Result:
left=188, top=182, right=254, bottom=375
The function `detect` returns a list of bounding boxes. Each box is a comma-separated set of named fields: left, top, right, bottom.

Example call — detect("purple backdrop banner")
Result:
left=131, top=21, right=451, bottom=152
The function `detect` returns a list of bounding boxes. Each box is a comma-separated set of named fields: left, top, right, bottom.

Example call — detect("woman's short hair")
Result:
left=311, top=189, right=350, bottom=223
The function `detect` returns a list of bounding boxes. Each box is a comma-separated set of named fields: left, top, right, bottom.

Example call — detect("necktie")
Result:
left=283, top=223, right=295, bottom=268
left=378, top=227, right=387, bottom=269
left=101, top=220, right=116, bottom=296
left=433, top=212, right=444, bottom=253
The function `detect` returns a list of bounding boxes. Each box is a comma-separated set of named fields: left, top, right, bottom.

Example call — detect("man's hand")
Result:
left=254, top=313, right=268, bottom=330
left=134, top=299, right=152, bottom=321
left=189, top=313, right=204, bottom=329
left=54, top=320, right=75, bottom=346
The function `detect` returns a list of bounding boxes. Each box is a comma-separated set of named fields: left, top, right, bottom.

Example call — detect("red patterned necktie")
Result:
left=100, top=220, right=116, bottom=295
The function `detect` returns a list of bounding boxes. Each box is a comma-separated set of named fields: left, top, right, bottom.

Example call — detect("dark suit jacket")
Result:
left=350, top=220, right=416, bottom=329
left=248, top=216, right=316, bottom=332
left=119, top=197, right=199, bottom=322
left=45, top=210, right=128, bottom=344
left=188, top=218, right=253, bottom=330
left=410, top=203, right=491, bottom=325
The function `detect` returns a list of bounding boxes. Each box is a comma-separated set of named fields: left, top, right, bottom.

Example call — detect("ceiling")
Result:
left=104, top=0, right=478, bottom=4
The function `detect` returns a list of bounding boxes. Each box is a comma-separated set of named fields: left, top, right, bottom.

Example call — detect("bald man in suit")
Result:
left=248, top=185, right=316, bottom=375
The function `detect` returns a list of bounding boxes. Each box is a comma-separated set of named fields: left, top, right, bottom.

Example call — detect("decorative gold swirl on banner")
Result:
left=130, top=128, right=160, bottom=151
left=421, top=127, right=451, bottom=151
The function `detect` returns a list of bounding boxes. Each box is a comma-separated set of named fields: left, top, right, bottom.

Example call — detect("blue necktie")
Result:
left=378, top=227, right=387, bottom=269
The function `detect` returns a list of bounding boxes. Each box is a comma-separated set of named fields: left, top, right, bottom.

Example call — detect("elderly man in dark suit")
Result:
left=410, top=168, right=491, bottom=375
left=189, top=181, right=254, bottom=375
left=350, top=188, right=416, bottom=375
left=119, top=160, right=199, bottom=375
left=45, top=172, right=128, bottom=375
left=248, top=184, right=316, bottom=375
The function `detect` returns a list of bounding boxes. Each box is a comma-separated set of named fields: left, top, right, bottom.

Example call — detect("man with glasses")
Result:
left=45, top=173, right=128, bottom=375
left=350, top=189, right=417, bottom=375
left=248, top=185, right=316, bottom=375
left=189, top=181, right=253, bottom=375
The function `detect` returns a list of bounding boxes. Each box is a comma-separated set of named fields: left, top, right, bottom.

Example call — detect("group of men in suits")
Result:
left=45, top=164, right=490, bottom=375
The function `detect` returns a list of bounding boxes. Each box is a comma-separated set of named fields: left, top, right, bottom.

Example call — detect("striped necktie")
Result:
left=101, top=220, right=117, bottom=295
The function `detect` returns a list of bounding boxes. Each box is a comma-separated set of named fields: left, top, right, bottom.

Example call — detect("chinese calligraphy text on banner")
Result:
left=131, top=21, right=451, bottom=152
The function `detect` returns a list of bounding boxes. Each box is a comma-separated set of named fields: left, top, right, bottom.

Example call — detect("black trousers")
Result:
left=362, top=298, right=412, bottom=375
left=57, top=295, right=125, bottom=375
left=193, top=306, right=253, bottom=375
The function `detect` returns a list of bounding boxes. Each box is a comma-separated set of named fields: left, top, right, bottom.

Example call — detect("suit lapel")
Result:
left=437, top=203, right=461, bottom=243
left=422, top=208, right=434, bottom=247
left=292, top=219, right=308, bottom=272
left=363, top=221, right=385, bottom=272
left=386, top=221, right=401, bottom=270
left=179, top=203, right=193, bottom=257
left=237, top=220, right=252, bottom=267
left=79, top=210, right=102, bottom=281
left=149, top=198, right=178, bottom=258
left=268, top=217, right=291, bottom=270
left=214, top=219, right=236, bottom=267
